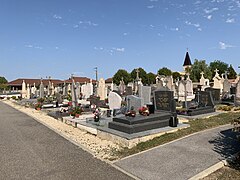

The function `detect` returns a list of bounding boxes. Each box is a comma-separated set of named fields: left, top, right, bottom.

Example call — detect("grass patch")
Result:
left=114, top=112, right=240, bottom=159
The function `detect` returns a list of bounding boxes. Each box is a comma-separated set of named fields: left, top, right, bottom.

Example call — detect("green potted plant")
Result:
left=35, top=103, right=42, bottom=110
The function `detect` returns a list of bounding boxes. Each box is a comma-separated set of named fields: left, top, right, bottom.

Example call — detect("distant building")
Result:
left=8, top=78, right=63, bottom=91
left=183, top=51, right=192, bottom=74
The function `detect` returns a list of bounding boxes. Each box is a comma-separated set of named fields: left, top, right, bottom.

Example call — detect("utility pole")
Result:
left=94, top=67, right=98, bottom=82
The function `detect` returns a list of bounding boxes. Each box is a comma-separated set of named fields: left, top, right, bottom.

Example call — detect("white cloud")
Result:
left=226, top=18, right=235, bottom=23
left=25, top=45, right=33, bottom=48
left=77, top=20, right=98, bottom=27
left=35, top=46, right=43, bottom=49
left=73, top=24, right=79, bottom=28
left=147, top=5, right=154, bottom=8
left=112, top=47, right=125, bottom=52
left=185, top=21, right=200, bottom=28
left=204, top=7, right=219, bottom=14
left=207, top=15, right=212, bottom=20
left=53, top=14, right=62, bottom=19
left=219, top=42, right=234, bottom=49
left=170, top=27, right=179, bottom=31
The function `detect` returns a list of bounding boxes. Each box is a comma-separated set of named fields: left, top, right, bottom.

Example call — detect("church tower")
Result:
left=183, top=51, right=192, bottom=74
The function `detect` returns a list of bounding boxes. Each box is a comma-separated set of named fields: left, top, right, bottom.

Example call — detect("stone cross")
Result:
left=186, top=73, right=190, bottom=80
left=214, top=69, right=219, bottom=76
left=164, top=78, right=168, bottom=87
left=200, top=71, right=204, bottom=78
left=224, top=71, right=229, bottom=79
left=136, top=68, right=140, bottom=80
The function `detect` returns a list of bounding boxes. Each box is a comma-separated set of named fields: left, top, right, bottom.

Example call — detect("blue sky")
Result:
left=1, top=0, right=240, bottom=81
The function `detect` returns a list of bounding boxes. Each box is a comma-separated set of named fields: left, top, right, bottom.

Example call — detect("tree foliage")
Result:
left=172, top=71, right=181, bottom=81
left=130, top=67, right=148, bottom=85
left=227, top=64, right=237, bottom=79
left=113, top=69, right=131, bottom=85
left=158, top=67, right=172, bottom=76
left=190, top=59, right=212, bottom=82
left=0, top=76, right=8, bottom=90
left=209, top=60, right=228, bottom=79
left=147, top=72, right=156, bottom=85
left=0, top=76, right=7, bottom=84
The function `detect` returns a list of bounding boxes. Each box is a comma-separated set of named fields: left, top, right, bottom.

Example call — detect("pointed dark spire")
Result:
left=183, top=51, right=192, bottom=66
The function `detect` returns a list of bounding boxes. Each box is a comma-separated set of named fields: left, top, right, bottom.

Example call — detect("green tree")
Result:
left=147, top=72, right=156, bottom=85
left=158, top=67, right=172, bottom=76
left=0, top=76, right=7, bottom=84
left=227, top=64, right=237, bottom=79
left=172, top=71, right=181, bottom=81
left=113, top=69, right=131, bottom=85
left=0, top=76, right=8, bottom=90
left=209, top=60, right=228, bottom=79
left=190, top=59, right=212, bottom=82
left=130, top=67, right=148, bottom=85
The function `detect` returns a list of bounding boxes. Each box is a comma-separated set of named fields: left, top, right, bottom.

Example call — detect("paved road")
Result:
left=0, top=102, right=133, bottom=180
left=115, top=124, right=240, bottom=180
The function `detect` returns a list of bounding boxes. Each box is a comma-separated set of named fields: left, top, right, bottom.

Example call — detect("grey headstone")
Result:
left=126, top=95, right=144, bottom=112
left=125, top=86, right=133, bottom=96
left=108, top=91, right=122, bottom=110
left=139, top=85, right=151, bottom=105
left=154, top=90, right=176, bottom=112
left=223, top=79, right=231, bottom=93
left=235, top=80, right=240, bottom=105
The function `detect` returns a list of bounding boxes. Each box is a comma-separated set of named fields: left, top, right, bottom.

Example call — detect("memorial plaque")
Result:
left=154, top=90, right=175, bottom=112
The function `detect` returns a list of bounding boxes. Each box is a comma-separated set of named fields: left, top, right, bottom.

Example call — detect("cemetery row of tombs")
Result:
left=4, top=67, right=240, bottom=138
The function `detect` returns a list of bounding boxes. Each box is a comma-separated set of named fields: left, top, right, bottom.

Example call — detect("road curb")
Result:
left=188, top=160, right=227, bottom=180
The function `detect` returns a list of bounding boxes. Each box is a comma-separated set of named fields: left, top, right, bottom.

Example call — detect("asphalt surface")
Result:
left=115, top=124, right=240, bottom=180
left=0, top=102, right=133, bottom=180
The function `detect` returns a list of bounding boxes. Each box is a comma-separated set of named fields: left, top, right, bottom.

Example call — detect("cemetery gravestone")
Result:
left=235, top=80, right=240, bottom=105
left=108, top=91, right=122, bottom=110
left=138, top=85, right=151, bottom=105
left=126, top=95, right=144, bottom=112
left=205, top=87, right=221, bottom=103
left=154, top=90, right=176, bottom=112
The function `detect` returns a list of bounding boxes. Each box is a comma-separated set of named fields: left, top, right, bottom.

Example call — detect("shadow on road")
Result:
left=209, top=128, right=240, bottom=170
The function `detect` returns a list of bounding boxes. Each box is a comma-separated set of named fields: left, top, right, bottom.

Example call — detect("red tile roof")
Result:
left=105, top=78, right=113, bottom=83
left=8, top=78, right=63, bottom=86
left=64, top=77, right=97, bottom=84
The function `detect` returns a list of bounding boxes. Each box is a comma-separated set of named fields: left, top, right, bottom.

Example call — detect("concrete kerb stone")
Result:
left=188, top=160, right=228, bottom=180
left=97, top=125, right=190, bottom=149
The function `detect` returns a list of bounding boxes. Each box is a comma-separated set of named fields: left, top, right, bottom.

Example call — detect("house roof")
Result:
left=8, top=78, right=63, bottom=86
left=105, top=78, right=113, bottom=83
left=183, top=52, right=192, bottom=66
left=64, top=77, right=96, bottom=84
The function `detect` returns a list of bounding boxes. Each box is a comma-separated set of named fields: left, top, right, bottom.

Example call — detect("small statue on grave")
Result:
left=125, top=106, right=136, bottom=117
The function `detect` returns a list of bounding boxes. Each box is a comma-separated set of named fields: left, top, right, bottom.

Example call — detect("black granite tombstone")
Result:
left=205, top=87, right=221, bottom=104
left=108, top=89, right=178, bottom=133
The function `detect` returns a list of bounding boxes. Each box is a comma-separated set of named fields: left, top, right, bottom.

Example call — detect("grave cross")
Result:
left=136, top=68, right=140, bottom=80
left=214, top=69, right=219, bottom=75
left=224, top=71, right=229, bottom=79
left=164, top=78, right=168, bottom=87
left=200, top=71, right=204, bottom=78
